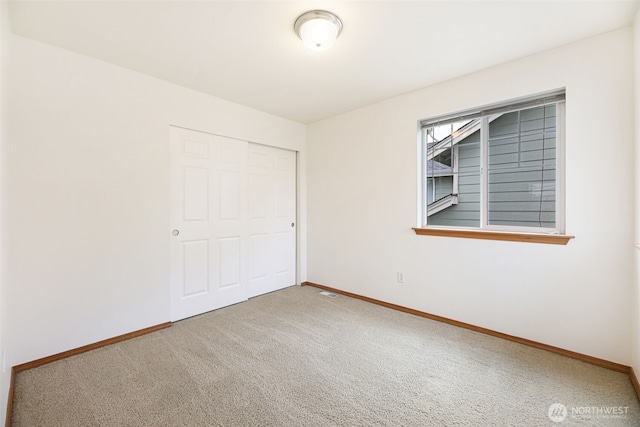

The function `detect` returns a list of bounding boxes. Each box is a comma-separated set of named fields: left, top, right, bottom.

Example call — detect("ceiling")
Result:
left=7, top=0, right=640, bottom=124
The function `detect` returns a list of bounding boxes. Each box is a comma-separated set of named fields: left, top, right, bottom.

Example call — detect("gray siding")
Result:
left=429, top=130, right=480, bottom=227
left=488, top=105, right=556, bottom=228
left=427, top=105, right=557, bottom=229
left=433, top=176, right=453, bottom=202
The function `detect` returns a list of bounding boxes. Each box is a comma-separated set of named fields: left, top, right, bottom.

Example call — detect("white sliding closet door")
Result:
left=170, top=127, right=296, bottom=321
left=247, top=143, right=296, bottom=298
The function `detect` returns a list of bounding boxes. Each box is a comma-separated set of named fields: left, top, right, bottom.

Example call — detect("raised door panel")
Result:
left=181, top=240, right=209, bottom=297
left=182, top=168, right=209, bottom=222
left=219, top=237, right=241, bottom=289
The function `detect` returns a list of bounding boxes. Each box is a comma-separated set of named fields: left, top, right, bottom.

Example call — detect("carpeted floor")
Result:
left=11, top=285, right=640, bottom=426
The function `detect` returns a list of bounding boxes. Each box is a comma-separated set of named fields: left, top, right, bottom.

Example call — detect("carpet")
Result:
left=11, top=285, right=640, bottom=426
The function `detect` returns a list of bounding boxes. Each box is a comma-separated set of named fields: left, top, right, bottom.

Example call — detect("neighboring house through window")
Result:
left=419, top=90, right=566, bottom=235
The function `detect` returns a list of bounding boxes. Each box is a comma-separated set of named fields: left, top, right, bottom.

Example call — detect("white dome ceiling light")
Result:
left=294, top=10, right=343, bottom=51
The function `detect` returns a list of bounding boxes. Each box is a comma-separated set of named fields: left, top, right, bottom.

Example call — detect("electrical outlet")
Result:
left=397, top=272, right=405, bottom=283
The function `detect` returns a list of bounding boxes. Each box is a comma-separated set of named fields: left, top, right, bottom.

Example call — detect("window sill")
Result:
left=412, top=227, right=574, bottom=245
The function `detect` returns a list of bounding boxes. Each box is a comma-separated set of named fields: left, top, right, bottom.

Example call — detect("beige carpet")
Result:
left=11, top=285, right=640, bottom=426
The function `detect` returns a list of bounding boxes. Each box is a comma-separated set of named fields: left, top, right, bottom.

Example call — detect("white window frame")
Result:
left=417, top=90, right=566, bottom=235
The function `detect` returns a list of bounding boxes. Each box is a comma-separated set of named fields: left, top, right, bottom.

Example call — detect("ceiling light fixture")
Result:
left=294, top=10, right=343, bottom=51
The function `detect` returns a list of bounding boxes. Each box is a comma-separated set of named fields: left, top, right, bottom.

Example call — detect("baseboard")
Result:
left=5, top=322, right=170, bottom=427
left=5, top=367, right=15, bottom=427
left=302, top=282, right=632, bottom=375
left=12, top=322, right=171, bottom=373
left=630, top=367, right=640, bottom=402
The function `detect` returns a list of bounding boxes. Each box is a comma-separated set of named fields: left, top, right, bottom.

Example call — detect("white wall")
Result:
left=308, top=28, right=635, bottom=364
left=6, top=34, right=307, bottom=369
left=0, top=0, right=10, bottom=422
left=633, top=8, right=640, bottom=379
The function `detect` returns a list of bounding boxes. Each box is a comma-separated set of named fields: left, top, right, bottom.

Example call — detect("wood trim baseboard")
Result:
left=5, top=367, right=15, bottom=427
left=5, top=322, right=171, bottom=427
left=302, top=282, right=630, bottom=374
left=630, top=367, right=640, bottom=402
left=12, top=322, right=171, bottom=373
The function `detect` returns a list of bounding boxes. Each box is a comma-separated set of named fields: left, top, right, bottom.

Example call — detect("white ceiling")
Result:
left=7, top=0, right=640, bottom=124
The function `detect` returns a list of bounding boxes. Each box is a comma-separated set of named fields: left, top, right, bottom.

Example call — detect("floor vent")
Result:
left=319, top=291, right=338, bottom=298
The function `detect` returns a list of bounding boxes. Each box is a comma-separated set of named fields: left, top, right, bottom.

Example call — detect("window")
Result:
left=418, top=90, right=568, bottom=241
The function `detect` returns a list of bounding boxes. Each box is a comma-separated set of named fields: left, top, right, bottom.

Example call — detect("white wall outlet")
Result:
left=397, top=272, right=405, bottom=283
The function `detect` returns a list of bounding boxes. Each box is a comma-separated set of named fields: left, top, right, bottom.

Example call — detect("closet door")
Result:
left=170, top=127, right=248, bottom=321
left=247, top=143, right=296, bottom=298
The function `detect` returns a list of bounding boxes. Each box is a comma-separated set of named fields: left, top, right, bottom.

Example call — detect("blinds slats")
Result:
left=420, top=90, right=565, bottom=129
